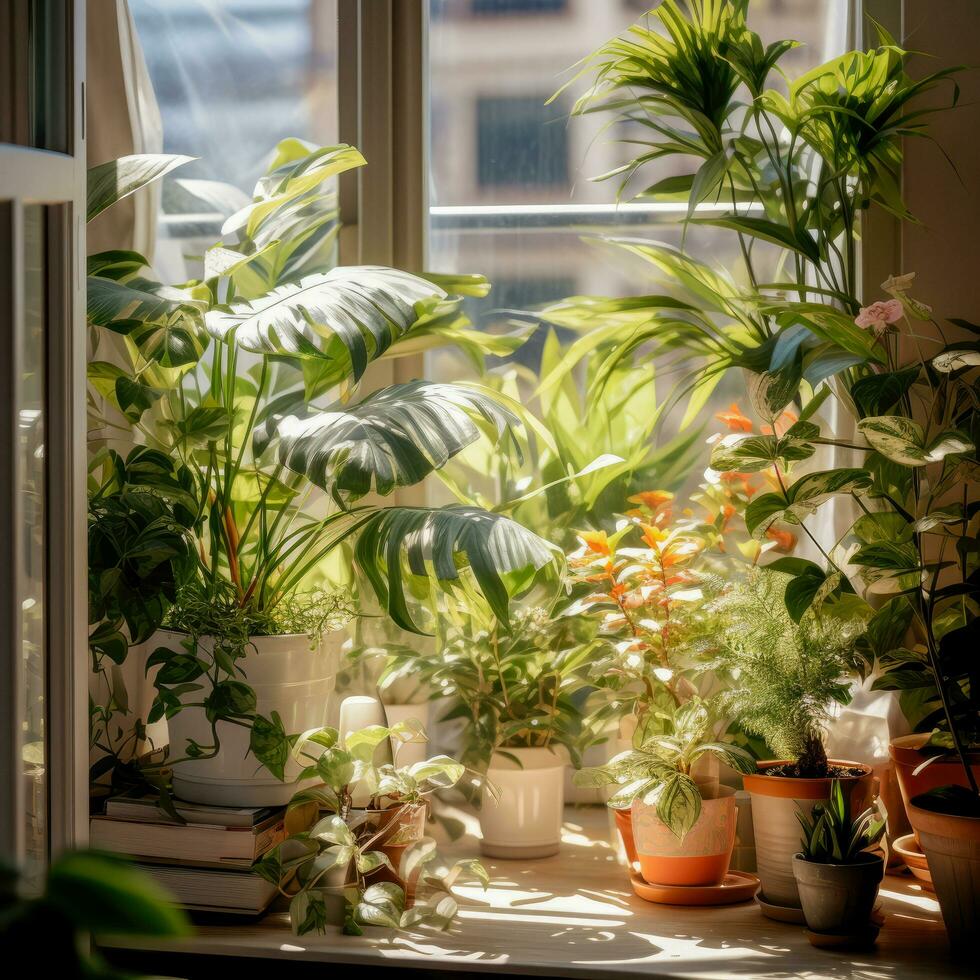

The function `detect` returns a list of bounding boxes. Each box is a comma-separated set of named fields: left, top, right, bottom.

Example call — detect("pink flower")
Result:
left=855, top=299, right=904, bottom=332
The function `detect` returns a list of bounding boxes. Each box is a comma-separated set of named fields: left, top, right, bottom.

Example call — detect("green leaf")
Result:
left=850, top=367, right=919, bottom=416
left=354, top=506, right=563, bottom=633
left=43, top=851, right=190, bottom=937
left=651, top=772, right=702, bottom=840
left=205, top=266, right=444, bottom=381
left=276, top=381, right=521, bottom=502
left=693, top=215, right=821, bottom=263
left=745, top=469, right=873, bottom=538
left=88, top=154, right=195, bottom=222
left=858, top=416, right=974, bottom=466
left=249, top=711, right=291, bottom=781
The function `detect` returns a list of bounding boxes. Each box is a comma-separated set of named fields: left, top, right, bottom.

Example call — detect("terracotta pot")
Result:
left=792, top=853, right=884, bottom=934
left=908, top=801, right=980, bottom=956
left=743, top=760, right=874, bottom=910
left=890, top=734, right=980, bottom=839
left=480, top=746, right=566, bottom=859
left=632, top=786, right=737, bottom=887
left=359, top=803, right=427, bottom=904
left=613, top=807, right=639, bottom=870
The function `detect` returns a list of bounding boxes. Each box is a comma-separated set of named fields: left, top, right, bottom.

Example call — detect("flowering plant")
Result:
left=710, top=275, right=979, bottom=808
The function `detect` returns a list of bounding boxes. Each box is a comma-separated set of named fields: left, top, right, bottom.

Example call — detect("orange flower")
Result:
left=578, top=530, right=611, bottom=556
left=766, top=528, right=797, bottom=552
left=628, top=490, right=674, bottom=512
left=716, top=402, right=753, bottom=432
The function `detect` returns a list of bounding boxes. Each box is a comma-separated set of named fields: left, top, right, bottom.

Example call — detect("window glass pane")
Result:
left=22, top=203, right=47, bottom=876
left=0, top=0, right=69, bottom=151
left=130, top=0, right=338, bottom=276
left=427, top=0, right=850, bottom=386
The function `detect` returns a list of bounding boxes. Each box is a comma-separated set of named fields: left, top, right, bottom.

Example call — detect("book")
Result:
left=105, top=791, right=279, bottom=829
left=137, top=863, right=278, bottom=915
left=89, top=809, right=286, bottom=866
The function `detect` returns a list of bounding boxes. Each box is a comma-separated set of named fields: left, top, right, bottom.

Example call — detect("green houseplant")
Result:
left=792, top=779, right=886, bottom=937
left=254, top=722, right=486, bottom=935
left=574, top=698, right=753, bottom=891
left=381, top=604, right=596, bottom=859
left=544, top=1, right=961, bottom=426
left=715, top=568, right=876, bottom=913
left=86, top=142, right=562, bottom=807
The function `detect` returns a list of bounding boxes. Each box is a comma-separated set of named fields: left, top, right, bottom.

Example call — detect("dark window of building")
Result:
left=476, top=96, right=568, bottom=188
left=472, top=0, right=567, bottom=14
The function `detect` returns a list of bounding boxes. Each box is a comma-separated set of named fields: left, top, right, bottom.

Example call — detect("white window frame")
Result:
left=0, top=0, right=88, bottom=863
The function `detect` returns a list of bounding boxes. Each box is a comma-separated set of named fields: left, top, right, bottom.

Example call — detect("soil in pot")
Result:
left=792, top=853, right=884, bottom=934
left=632, top=786, right=737, bottom=887
left=743, top=760, right=874, bottom=911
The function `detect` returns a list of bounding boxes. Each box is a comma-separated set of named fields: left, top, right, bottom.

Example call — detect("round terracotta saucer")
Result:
left=630, top=870, right=760, bottom=906
left=893, top=833, right=934, bottom=891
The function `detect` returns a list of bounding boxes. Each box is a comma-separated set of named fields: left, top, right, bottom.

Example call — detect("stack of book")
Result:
left=90, top=792, right=286, bottom=915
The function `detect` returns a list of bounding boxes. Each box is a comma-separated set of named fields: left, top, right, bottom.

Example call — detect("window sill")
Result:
left=100, top=805, right=965, bottom=979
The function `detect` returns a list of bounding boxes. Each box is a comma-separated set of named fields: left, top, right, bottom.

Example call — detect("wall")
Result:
left=902, top=0, right=980, bottom=322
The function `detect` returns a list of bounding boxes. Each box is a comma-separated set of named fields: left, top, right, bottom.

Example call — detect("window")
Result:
left=129, top=0, right=338, bottom=278
left=427, top=0, right=852, bottom=389
left=476, top=96, right=567, bottom=188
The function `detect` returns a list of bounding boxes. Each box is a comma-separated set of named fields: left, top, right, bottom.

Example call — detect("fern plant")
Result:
left=714, top=569, right=870, bottom=778
left=797, top=779, right=886, bottom=864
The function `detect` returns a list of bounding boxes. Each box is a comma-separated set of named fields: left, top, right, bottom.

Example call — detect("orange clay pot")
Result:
left=631, top=786, right=737, bottom=887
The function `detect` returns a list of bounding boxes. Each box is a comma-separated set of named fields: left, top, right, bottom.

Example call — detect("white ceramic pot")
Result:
left=480, top=746, right=565, bottom=859
left=162, top=630, right=341, bottom=806
left=565, top=740, right=609, bottom=805
left=382, top=702, right=432, bottom=768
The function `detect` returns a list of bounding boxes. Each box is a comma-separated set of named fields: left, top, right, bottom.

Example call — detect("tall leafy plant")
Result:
left=86, top=141, right=563, bottom=783
left=544, top=2, right=960, bottom=423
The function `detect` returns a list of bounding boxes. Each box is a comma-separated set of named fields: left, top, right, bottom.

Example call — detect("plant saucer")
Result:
left=893, top=833, right=934, bottom=890
left=805, top=923, right=880, bottom=949
left=630, top=870, right=760, bottom=906
left=756, top=893, right=807, bottom=924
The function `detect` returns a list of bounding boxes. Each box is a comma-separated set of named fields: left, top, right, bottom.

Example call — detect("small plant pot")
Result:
left=890, top=734, right=980, bottom=842
left=792, top=853, right=884, bottom=934
left=743, top=760, right=874, bottom=910
left=480, top=746, right=565, bottom=859
left=358, top=803, right=427, bottom=904
left=907, top=800, right=980, bottom=956
left=631, top=786, right=737, bottom=887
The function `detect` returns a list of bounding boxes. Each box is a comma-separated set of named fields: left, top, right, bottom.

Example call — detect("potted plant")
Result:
left=716, top=569, right=875, bottom=913
left=86, top=143, right=562, bottom=806
left=382, top=606, right=596, bottom=859
left=792, top=779, right=886, bottom=938
left=575, top=699, right=754, bottom=890
left=255, top=721, right=487, bottom=935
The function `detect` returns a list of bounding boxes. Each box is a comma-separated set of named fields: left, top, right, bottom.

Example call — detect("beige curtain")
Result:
left=86, top=0, right=163, bottom=258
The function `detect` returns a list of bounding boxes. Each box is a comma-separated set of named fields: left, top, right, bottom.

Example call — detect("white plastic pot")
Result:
left=161, top=630, right=341, bottom=806
left=480, top=746, right=566, bottom=859
left=382, top=702, right=432, bottom=768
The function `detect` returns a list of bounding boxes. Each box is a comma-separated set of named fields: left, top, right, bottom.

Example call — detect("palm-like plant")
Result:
left=544, top=3, right=960, bottom=425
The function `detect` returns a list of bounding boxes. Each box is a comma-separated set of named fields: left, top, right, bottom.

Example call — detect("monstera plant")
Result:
left=86, top=141, right=562, bottom=790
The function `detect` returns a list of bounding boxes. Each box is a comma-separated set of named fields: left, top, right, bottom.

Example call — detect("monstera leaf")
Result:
left=354, top=506, right=563, bottom=633
left=87, top=153, right=194, bottom=222
left=276, top=382, right=521, bottom=501
left=205, top=266, right=444, bottom=380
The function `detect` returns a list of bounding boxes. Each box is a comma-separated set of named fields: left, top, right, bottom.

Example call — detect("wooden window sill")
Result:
left=100, top=805, right=969, bottom=979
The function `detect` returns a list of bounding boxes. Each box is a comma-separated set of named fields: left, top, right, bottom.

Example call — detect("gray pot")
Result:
left=791, top=853, right=884, bottom=934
